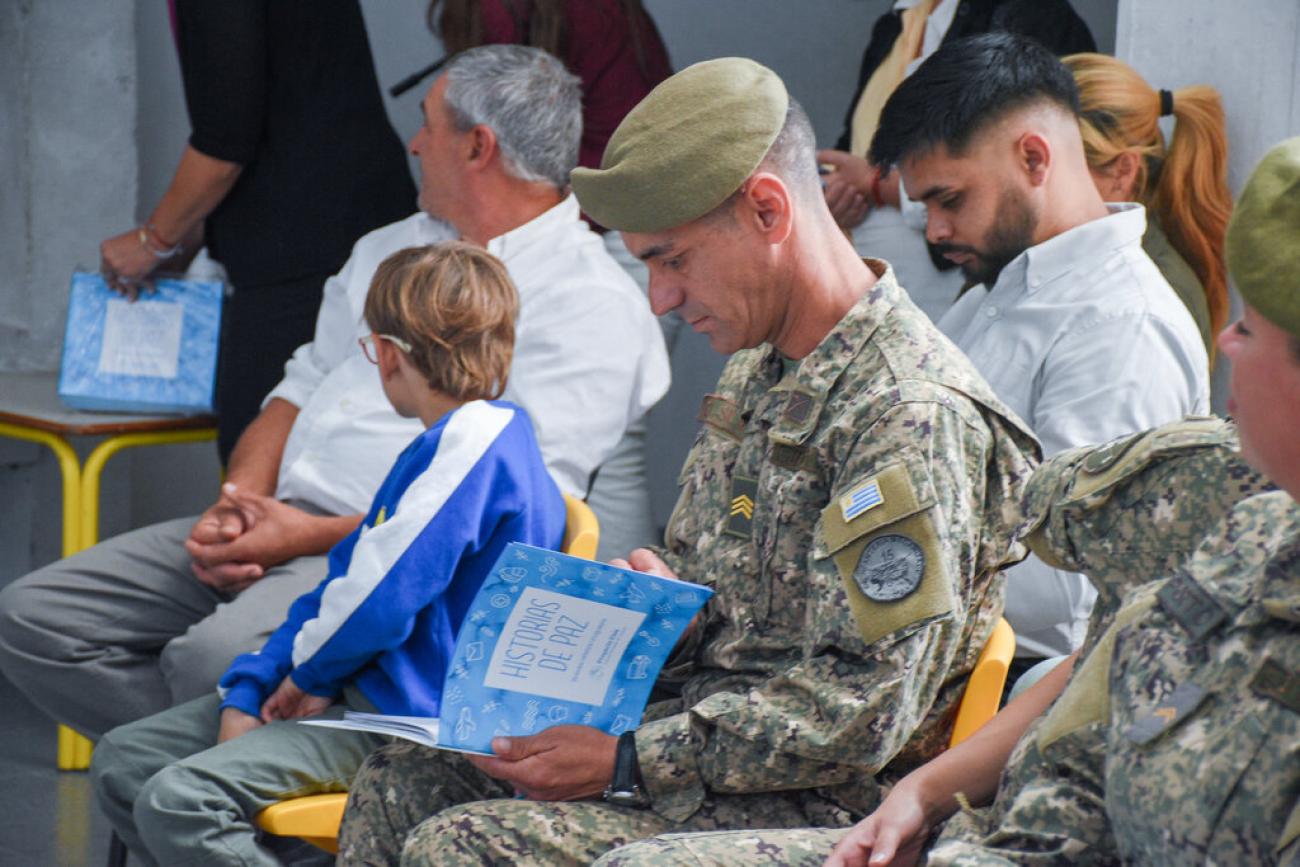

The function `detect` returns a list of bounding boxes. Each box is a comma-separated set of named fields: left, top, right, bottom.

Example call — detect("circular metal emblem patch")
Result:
left=853, top=534, right=925, bottom=602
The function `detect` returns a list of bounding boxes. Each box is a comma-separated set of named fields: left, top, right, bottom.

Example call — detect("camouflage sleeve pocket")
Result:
left=815, top=458, right=955, bottom=647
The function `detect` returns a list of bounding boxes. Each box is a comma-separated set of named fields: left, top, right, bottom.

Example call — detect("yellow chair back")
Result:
left=948, top=617, right=1016, bottom=748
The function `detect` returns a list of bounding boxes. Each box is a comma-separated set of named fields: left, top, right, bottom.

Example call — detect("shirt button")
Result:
left=985, top=305, right=999, bottom=319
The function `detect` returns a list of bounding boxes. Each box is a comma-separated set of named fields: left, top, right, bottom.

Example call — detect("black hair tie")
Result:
left=1159, top=89, right=1175, bottom=117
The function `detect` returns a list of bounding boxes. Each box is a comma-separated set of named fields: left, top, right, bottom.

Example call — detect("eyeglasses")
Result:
left=358, top=333, right=413, bottom=364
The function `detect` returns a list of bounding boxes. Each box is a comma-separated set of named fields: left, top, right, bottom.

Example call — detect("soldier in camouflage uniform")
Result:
left=621, top=137, right=1300, bottom=867
left=922, top=134, right=1300, bottom=867
left=593, top=417, right=1273, bottom=865
left=336, top=57, right=1039, bottom=866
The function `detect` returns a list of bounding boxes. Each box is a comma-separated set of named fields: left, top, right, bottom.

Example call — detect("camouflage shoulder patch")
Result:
left=1069, top=416, right=1237, bottom=502
left=1251, top=658, right=1300, bottom=714
left=1081, top=431, right=1143, bottom=475
left=1157, top=573, right=1228, bottom=641
left=1122, top=680, right=1208, bottom=744
left=698, top=394, right=743, bottom=440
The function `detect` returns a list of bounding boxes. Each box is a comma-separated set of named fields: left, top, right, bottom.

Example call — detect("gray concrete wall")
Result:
left=0, top=1, right=220, bottom=584
left=0, top=1, right=146, bottom=581
left=1117, top=0, right=1300, bottom=411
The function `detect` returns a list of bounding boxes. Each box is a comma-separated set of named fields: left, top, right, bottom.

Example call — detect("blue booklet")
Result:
left=303, top=542, right=712, bottom=755
left=58, top=270, right=223, bottom=414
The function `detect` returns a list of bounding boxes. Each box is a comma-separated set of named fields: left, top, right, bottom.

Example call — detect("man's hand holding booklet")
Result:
left=303, top=542, right=711, bottom=755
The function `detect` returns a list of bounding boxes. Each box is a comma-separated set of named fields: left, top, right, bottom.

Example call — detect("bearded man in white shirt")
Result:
left=869, top=32, right=1208, bottom=667
left=0, top=45, right=670, bottom=741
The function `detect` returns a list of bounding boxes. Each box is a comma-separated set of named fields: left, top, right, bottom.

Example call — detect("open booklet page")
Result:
left=301, top=542, right=712, bottom=755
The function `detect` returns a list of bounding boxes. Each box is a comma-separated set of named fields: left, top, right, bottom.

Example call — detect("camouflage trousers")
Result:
left=337, top=742, right=845, bottom=866
left=592, top=827, right=849, bottom=866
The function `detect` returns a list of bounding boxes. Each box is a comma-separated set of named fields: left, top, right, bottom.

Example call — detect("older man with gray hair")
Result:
left=0, top=44, right=668, bottom=747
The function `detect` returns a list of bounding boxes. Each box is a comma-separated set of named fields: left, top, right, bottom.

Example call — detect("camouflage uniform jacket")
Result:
left=636, top=261, right=1039, bottom=823
left=1100, top=489, right=1300, bottom=863
left=930, top=418, right=1290, bottom=864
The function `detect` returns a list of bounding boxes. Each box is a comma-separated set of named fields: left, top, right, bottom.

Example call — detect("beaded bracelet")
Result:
left=138, top=222, right=182, bottom=259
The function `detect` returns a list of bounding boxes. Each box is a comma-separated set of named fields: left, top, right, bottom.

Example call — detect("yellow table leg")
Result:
left=0, top=423, right=217, bottom=770
left=0, top=422, right=81, bottom=561
left=48, top=429, right=218, bottom=771
left=80, top=429, right=217, bottom=550
left=0, top=422, right=96, bottom=769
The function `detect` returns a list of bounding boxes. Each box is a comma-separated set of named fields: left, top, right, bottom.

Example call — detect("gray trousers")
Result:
left=0, top=515, right=326, bottom=739
left=93, top=693, right=385, bottom=867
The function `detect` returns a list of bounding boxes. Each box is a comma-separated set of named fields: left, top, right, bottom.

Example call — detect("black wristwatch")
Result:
left=603, top=731, right=649, bottom=808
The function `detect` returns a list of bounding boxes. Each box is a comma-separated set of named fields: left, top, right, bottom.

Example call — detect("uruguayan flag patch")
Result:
left=840, top=479, right=883, bottom=522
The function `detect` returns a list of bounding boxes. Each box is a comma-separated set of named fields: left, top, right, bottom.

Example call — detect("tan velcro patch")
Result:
left=1037, top=589, right=1159, bottom=749
left=819, top=459, right=952, bottom=647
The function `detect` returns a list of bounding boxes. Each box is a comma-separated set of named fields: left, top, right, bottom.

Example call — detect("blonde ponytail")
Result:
left=1066, top=53, right=1232, bottom=345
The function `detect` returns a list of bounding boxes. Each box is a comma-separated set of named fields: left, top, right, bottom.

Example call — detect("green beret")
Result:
left=571, top=57, right=789, bottom=233
left=1226, top=136, right=1300, bottom=338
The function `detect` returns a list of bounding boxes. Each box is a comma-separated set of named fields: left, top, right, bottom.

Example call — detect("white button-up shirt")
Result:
left=938, top=204, right=1209, bottom=657
left=267, top=195, right=670, bottom=517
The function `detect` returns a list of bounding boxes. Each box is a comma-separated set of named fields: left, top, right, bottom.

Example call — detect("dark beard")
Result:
left=937, top=187, right=1037, bottom=286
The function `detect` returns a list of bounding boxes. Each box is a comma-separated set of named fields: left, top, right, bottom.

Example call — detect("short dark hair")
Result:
left=869, top=32, right=1080, bottom=168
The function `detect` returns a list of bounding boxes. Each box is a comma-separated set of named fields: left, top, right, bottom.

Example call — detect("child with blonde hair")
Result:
left=90, top=241, right=567, bottom=866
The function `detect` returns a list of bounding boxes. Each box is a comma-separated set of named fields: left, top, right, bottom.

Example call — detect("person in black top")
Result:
left=99, top=0, right=415, bottom=462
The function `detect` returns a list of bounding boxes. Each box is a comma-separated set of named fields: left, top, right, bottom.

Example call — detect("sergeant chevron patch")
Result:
left=725, top=476, right=759, bottom=539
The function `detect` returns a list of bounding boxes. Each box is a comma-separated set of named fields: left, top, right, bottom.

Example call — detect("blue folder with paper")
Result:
left=303, top=542, right=712, bottom=755
left=58, top=270, right=223, bottom=414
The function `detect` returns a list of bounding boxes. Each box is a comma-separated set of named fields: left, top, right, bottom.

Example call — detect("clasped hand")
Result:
left=185, top=482, right=312, bottom=592
left=217, top=677, right=334, bottom=744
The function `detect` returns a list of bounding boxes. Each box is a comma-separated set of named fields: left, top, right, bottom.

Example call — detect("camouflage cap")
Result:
left=1226, top=136, right=1300, bottom=337
left=570, top=57, right=789, bottom=233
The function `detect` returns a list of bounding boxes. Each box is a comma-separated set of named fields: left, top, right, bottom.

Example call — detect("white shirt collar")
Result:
left=486, top=194, right=580, bottom=261
left=993, top=202, right=1148, bottom=297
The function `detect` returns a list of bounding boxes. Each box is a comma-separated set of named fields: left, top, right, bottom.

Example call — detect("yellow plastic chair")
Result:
left=947, top=617, right=1016, bottom=748
left=255, top=494, right=599, bottom=853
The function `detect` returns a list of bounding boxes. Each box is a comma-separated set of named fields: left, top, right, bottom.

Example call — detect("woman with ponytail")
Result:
left=1065, top=52, right=1232, bottom=357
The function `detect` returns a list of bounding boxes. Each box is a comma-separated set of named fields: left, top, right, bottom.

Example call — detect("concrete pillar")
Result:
left=0, top=0, right=139, bottom=370
left=0, top=1, right=139, bottom=579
